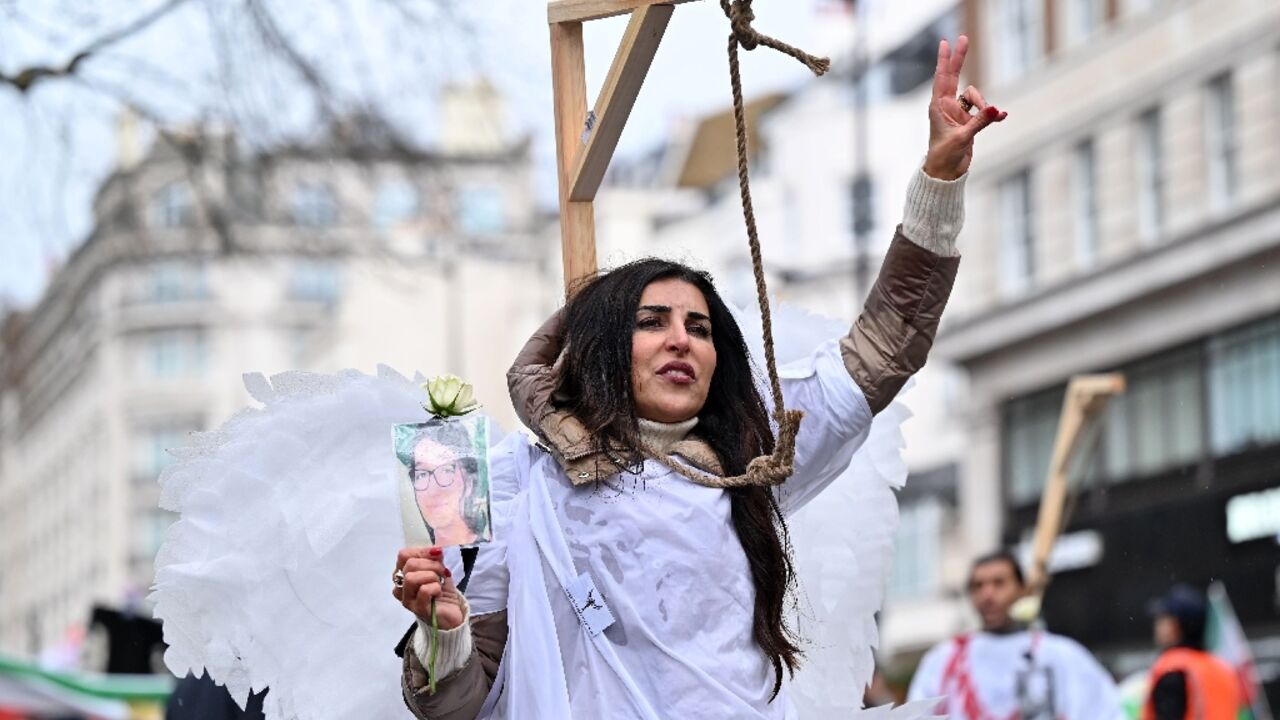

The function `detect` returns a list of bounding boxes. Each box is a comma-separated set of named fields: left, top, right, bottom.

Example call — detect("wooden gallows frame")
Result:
left=547, top=0, right=828, bottom=489
left=548, top=0, right=696, bottom=291
left=1022, top=373, right=1126, bottom=616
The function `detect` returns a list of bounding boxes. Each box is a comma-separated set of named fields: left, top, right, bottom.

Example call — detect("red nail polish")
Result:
left=429, top=547, right=442, bottom=558
left=984, top=106, right=1000, bottom=120
left=444, top=568, right=453, bottom=578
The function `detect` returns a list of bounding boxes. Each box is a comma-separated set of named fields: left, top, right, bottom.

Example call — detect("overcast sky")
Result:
left=0, top=1, right=828, bottom=306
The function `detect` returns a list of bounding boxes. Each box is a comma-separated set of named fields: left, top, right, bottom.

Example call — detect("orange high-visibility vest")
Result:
left=1141, top=647, right=1242, bottom=720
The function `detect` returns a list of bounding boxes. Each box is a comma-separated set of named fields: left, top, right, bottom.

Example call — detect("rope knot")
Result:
left=721, top=0, right=830, bottom=76
left=725, top=0, right=760, bottom=50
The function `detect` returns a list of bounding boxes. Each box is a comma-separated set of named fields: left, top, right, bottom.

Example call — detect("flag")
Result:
left=1206, top=582, right=1274, bottom=720
left=1117, top=670, right=1150, bottom=720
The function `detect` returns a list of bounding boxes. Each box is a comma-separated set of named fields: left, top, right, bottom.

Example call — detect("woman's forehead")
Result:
left=638, top=278, right=710, bottom=315
left=413, top=438, right=460, bottom=465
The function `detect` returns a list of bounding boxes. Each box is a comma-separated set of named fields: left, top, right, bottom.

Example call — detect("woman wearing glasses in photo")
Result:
left=406, top=424, right=490, bottom=548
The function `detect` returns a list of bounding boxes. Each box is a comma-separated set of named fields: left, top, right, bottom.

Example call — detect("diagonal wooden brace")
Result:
left=548, top=0, right=700, bottom=292
left=1026, top=373, right=1126, bottom=596
left=570, top=5, right=673, bottom=202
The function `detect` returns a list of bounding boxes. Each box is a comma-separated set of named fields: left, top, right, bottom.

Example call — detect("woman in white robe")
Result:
left=392, top=35, right=1007, bottom=719
left=152, top=33, right=1006, bottom=720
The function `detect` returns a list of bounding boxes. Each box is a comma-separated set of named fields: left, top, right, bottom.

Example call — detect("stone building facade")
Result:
left=0, top=87, right=557, bottom=658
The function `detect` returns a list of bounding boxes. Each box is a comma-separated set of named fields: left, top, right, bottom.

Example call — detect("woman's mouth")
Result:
left=657, top=361, right=696, bottom=385
left=420, top=496, right=451, bottom=513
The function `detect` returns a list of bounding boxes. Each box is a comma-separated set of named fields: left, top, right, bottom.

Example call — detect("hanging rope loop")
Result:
left=653, top=1, right=831, bottom=490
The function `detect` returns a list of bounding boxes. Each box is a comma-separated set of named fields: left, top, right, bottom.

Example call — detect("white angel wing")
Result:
left=733, top=302, right=920, bottom=717
left=152, top=366, right=457, bottom=720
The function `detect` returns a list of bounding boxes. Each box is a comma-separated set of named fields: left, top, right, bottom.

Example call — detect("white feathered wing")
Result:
left=152, top=366, right=431, bottom=719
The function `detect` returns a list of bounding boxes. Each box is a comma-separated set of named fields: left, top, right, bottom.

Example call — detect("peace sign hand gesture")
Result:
left=923, top=35, right=1007, bottom=182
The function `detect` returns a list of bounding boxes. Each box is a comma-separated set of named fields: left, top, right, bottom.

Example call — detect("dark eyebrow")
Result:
left=637, top=305, right=711, bottom=322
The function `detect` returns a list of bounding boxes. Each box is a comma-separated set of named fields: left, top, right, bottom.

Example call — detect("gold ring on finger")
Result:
left=958, top=95, right=974, bottom=113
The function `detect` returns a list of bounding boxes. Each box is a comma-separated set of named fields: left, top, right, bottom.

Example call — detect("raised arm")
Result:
left=845, top=34, right=1004, bottom=413
left=777, top=35, right=1005, bottom=512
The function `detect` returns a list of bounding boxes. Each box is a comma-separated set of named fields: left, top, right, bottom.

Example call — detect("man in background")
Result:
left=1144, top=584, right=1242, bottom=720
left=907, top=550, right=1124, bottom=719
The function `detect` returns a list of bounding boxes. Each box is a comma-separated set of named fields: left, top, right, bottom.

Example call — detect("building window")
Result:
left=1004, top=387, right=1063, bottom=505
left=849, top=174, right=876, bottom=240
left=1101, top=347, right=1205, bottom=479
left=1136, top=107, right=1165, bottom=243
left=292, top=183, right=338, bottom=227
left=1065, top=0, right=1104, bottom=47
left=1007, top=350, right=1206, bottom=496
left=1072, top=139, right=1100, bottom=268
left=137, top=329, right=206, bottom=379
left=374, top=180, right=419, bottom=230
left=288, top=260, right=341, bottom=305
left=153, top=182, right=194, bottom=228
left=456, top=186, right=506, bottom=236
left=146, top=261, right=207, bottom=303
left=1205, top=72, right=1239, bottom=214
left=1000, top=169, right=1036, bottom=295
left=1209, top=316, right=1280, bottom=455
left=992, top=0, right=1043, bottom=81
left=890, top=497, right=943, bottom=600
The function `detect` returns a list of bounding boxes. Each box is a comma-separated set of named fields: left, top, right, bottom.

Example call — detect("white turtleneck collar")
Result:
left=637, top=417, right=698, bottom=455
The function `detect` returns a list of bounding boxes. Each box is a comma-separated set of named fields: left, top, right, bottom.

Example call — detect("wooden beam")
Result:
left=568, top=4, right=672, bottom=202
left=549, top=21, right=598, bottom=291
left=1025, top=373, right=1125, bottom=594
left=548, top=0, right=696, bottom=24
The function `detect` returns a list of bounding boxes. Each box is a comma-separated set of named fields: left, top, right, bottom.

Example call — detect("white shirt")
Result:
left=907, top=629, right=1126, bottom=720
left=463, top=339, right=873, bottom=719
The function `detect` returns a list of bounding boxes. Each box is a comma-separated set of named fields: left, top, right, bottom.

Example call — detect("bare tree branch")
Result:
left=70, top=74, right=238, bottom=253
left=243, top=0, right=341, bottom=126
left=2, top=0, right=474, bottom=277
left=0, top=0, right=190, bottom=93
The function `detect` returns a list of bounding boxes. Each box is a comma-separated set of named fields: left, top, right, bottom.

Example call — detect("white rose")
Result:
left=422, top=374, right=480, bottom=417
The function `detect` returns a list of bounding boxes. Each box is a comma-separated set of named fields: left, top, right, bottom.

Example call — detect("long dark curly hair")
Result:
left=556, top=258, right=800, bottom=698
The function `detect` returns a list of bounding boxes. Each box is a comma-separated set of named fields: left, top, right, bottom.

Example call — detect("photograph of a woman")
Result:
left=395, top=420, right=491, bottom=547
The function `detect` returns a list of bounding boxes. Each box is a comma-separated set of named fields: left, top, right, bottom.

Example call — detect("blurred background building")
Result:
left=938, top=0, right=1280, bottom=702
left=0, top=80, right=555, bottom=660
